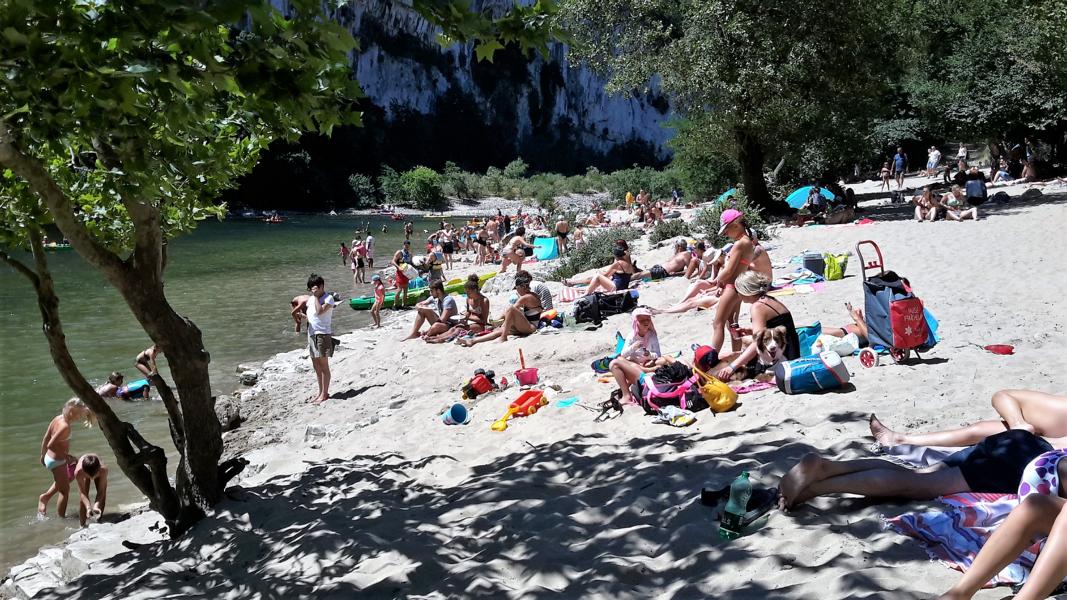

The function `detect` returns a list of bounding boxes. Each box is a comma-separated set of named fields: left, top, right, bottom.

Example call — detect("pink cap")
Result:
left=718, top=209, right=743, bottom=234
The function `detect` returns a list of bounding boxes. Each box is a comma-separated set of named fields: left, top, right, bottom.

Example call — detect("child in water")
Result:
left=338, top=242, right=350, bottom=266
left=39, top=398, right=95, bottom=519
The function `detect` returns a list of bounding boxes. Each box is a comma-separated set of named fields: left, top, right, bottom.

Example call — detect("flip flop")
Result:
left=700, top=485, right=780, bottom=527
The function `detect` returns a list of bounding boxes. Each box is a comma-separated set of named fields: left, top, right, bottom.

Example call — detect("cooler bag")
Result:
left=773, top=351, right=851, bottom=394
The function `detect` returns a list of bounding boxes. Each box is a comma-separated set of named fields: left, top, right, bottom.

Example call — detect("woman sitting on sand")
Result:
left=941, top=185, right=979, bottom=221
left=576, top=247, right=637, bottom=296
left=565, top=240, right=637, bottom=287
left=673, top=246, right=727, bottom=304
left=713, top=271, right=801, bottom=380
left=39, top=398, right=95, bottom=519
left=425, top=275, right=490, bottom=344
left=459, top=272, right=542, bottom=346
left=609, top=309, right=672, bottom=404
left=710, top=210, right=772, bottom=353
left=912, top=185, right=940, bottom=222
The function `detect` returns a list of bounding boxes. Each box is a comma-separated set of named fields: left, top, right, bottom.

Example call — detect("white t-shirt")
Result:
left=365, top=236, right=375, bottom=255
left=306, top=294, right=336, bottom=335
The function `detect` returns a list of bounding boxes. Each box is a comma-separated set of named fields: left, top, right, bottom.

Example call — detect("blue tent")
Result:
left=716, top=188, right=736, bottom=204
left=532, top=237, right=559, bottom=261
left=785, top=186, right=834, bottom=209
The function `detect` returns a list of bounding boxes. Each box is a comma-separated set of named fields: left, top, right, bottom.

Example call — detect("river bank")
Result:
left=5, top=181, right=1067, bottom=598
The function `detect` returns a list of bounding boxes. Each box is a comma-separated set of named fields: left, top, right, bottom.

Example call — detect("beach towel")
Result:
left=730, top=380, right=776, bottom=394
left=532, top=237, right=559, bottom=261
left=888, top=449, right=1067, bottom=588
left=559, top=286, right=585, bottom=303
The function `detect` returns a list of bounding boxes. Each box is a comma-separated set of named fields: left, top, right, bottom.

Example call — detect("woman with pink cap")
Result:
left=710, top=209, right=772, bottom=353
left=609, top=308, right=670, bottom=404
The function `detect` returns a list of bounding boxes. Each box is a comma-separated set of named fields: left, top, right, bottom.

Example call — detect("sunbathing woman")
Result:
left=942, top=185, right=978, bottom=221
left=425, top=275, right=490, bottom=343
left=564, top=240, right=636, bottom=286
left=459, top=272, right=542, bottom=346
left=710, top=210, right=773, bottom=353
left=676, top=246, right=727, bottom=303
left=713, top=271, right=800, bottom=380
left=819, top=302, right=869, bottom=346
left=871, top=389, right=1067, bottom=449
left=609, top=309, right=671, bottom=404
left=578, top=247, right=637, bottom=296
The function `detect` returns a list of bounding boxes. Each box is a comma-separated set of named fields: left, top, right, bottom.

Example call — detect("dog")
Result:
left=753, top=326, right=789, bottom=372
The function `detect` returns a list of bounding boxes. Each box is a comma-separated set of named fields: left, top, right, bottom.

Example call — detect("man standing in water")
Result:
left=365, top=233, right=375, bottom=268
left=305, top=274, right=336, bottom=404
left=404, top=220, right=414, bottom=241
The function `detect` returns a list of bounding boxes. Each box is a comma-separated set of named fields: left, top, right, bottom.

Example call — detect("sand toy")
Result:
left=490, top=390, right=546, bottom=431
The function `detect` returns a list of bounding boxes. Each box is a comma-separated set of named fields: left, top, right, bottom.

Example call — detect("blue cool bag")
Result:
left=773, top=351, right=851, bottom=394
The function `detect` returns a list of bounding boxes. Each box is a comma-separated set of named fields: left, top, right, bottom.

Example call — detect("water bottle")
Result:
left=719, top=471, right=752, bottom=540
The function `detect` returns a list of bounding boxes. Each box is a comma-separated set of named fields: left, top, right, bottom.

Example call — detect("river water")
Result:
left=0, top=214, right=445, bottom=572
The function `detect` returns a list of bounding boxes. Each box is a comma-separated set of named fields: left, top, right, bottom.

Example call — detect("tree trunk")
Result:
left=734, top=128, right=788, bottom=216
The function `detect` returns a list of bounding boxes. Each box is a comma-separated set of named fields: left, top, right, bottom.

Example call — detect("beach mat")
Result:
left=533, top=237, right=559, bottom=261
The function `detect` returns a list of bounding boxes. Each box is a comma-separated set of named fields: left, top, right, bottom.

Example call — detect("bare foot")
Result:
left=778, top=453, right=824, bottom=510
left=869, top=414, right=904, bottom=446
left=38, top=495, right=47, bottom=515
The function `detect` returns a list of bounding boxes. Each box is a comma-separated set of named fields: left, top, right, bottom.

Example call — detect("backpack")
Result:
left=632, top=363, right=707, bottom=414
left=573, top=290, right=639, bottom=324
left=773, top=351, right=851, bottom=394
left=965, top=179, right=987, bottom=204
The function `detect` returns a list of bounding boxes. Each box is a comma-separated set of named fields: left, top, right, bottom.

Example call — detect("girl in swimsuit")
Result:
left=711, top=210, right=773, bottom=353
left=134, top=344, right=162, bottom=377
left=714, top=271, right=800, bottom=380
left=578, top=247, right=636, bottom=296
left=39, top=398, right=94, bottom=518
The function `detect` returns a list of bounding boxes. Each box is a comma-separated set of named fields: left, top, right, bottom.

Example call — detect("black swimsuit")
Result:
left=759, top=298, right=801, bottom=360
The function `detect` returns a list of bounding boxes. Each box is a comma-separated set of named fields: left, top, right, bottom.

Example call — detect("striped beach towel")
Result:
left=887, top=492, right=1040, bottom=587
left=558, top=286, right=586, bottom=303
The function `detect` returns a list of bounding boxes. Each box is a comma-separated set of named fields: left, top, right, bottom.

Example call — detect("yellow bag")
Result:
left=692, top=366, right=738, bottom=413
left=823, top=253, right=849, bottom=281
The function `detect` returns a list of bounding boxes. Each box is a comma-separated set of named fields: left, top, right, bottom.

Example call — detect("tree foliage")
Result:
left=559, top=0, right=903, bottom=212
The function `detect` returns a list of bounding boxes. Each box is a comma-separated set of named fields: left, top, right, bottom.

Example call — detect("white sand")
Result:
left=6, top=184, right=1067, bottom=599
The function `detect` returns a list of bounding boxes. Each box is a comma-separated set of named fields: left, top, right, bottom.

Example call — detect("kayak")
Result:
left=349, top=287, right=430, bottom=311
left=349, top=272, right=496, bottom=311
left=43, top=244, right=73, bottom=252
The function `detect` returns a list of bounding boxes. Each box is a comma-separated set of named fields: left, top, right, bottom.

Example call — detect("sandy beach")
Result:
left=5, top=180, right=1067, bottom=599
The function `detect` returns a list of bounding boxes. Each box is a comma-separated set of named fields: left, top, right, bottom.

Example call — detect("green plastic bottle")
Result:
left=719, top=471, right=752, bottom=540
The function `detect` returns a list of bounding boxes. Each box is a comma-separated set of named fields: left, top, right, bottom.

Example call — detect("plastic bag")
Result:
left=652, top=405, right=697, bottom=427
left=823, top=253, right=849, bottom=281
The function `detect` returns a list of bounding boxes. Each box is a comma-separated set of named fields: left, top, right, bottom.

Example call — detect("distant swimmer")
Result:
left=134, top=344, right=163, bottom=377
left=95, top=372, right=124, bottom=398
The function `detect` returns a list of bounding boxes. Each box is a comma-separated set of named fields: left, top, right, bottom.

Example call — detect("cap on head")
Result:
left=718, top=209, right=743, bottom=235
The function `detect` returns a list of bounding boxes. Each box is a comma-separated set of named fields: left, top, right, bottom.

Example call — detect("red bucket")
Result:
left=514, top=368, right=539, bottom=386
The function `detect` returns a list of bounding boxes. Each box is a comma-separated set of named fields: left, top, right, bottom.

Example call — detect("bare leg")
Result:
left=991, top=389, right=1067, bottom=436
left=584, top=273, right=617, bottom=296
left=404, top=307, right=438, bottom=340
left=869, top=414, right=1007, bottom=447
left=681, top=279, right=715, bottom=302
left=939, top=495, right=1066, bottom=600
left=609, top=357, right=646, bottom=403
left=501, top=307, right=536, bottom=342
left=651, top=296, right=718, bottom=315
left=40, top=464, right=71, bottom=517
left=779, top=453, right=968, bottom=509
left=914, top=205, right=924, bottom=221
left=710, top=286, right=740, bottom=352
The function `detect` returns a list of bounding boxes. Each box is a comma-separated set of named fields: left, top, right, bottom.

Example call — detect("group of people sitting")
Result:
left=912, top=170, right=988, bottom=222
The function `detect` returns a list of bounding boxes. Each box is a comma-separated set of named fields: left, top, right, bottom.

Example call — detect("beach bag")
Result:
left=965, top=179, right=987, bottom=205
left=773, top=351, right=851, bottom=394
left=692, top=366, right=737, bottom=413
left=823, top=253, right=849, bottom=281
left=890, top=295, right=929, bottom=349
left=796, top=322, right=821, bottom=358
left=635, top=362, right=704, bottom=414
left=574, top=291, right=638, bottom=324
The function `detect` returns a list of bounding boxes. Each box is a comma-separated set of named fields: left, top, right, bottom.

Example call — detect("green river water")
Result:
left=0, top=215, right=443, bottom=572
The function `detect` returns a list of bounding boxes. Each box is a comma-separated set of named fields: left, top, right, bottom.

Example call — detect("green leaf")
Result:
left=474, top=38, right=504, bottom=62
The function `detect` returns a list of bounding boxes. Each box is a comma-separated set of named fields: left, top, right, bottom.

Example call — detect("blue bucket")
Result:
left=441, top=403, right=470, bottom=425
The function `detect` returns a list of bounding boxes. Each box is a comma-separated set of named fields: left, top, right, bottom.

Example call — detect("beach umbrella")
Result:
left=716, top=188, right=736, bottom=204
left=785, top=186, right=834, bottom=209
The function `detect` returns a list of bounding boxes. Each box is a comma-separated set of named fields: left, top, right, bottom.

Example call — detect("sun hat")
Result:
left=693, top=345, right=719, bottom=372
left=371, top=274, right=381, bottom=281
left=705, top=248, right=723, bottom=264
left=718, top=209, right=743, bottom=235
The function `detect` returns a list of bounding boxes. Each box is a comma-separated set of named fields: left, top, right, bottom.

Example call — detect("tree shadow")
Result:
left=330, top=383, right=386, bottom=400
left=40, top=424, right=946, bottom=599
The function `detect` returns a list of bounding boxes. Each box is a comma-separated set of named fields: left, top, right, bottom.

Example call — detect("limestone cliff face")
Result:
left=278, top=0, right=673, bottom=166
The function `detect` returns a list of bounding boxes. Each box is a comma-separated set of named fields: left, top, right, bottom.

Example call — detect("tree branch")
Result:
left=0, top=120, right=130, bottom=283
left=0, top=249, right=40, bottom=287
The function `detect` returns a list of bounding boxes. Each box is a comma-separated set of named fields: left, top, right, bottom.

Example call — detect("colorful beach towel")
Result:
left=730, top=380, right=776, bottom=394
left=887, top=492, right=1037, bottom=586
left=559, top=286, right=586, bottom=303
left=888, top=449, right=1067, bottom=588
